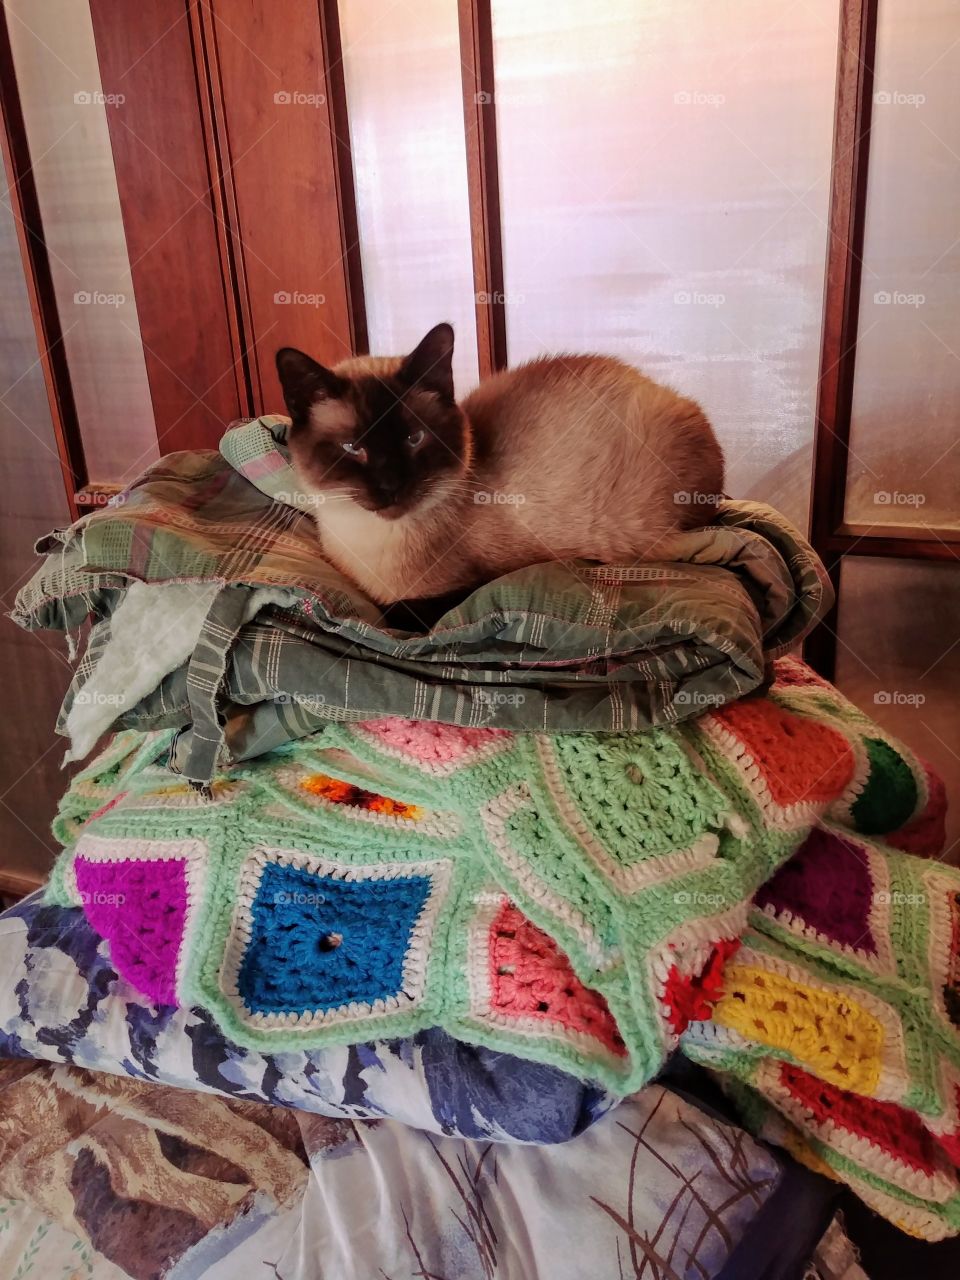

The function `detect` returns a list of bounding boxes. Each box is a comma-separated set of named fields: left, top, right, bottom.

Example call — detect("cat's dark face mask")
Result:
left=277, top=323, right=468, bottom=520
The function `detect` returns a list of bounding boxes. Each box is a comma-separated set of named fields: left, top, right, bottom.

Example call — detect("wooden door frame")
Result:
left=805, top=0, right=960, bottom=677
left=458, top=0, right=507, bottom=377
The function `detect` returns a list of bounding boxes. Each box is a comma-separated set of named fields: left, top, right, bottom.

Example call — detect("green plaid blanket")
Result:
left=11, top=416, right=831, bottom=782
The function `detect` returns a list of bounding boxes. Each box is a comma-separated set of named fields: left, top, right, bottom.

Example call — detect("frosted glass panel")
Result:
left=491, top=0, right=840, bottom=532
left=339, top=0, right=479, bottom=395
left=0, top=173, right=74, bottom=882
left=835, top=557, right=960, bottom=857
left=7, top=0, right=157, bottom=486
left=845, top=0, right=960, bottom=528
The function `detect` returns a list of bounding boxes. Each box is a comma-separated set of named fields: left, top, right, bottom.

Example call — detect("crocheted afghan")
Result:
left=47, top=659, right=960, bottom=1238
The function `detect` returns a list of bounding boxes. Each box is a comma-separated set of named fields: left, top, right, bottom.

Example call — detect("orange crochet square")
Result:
left=714, top=700, right=855, bottom=808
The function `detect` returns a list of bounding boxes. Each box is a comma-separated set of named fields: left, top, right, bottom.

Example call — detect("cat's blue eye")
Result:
left=341, top=441, right=368, bottom=463
left=406, top=429, right=426, bottom=449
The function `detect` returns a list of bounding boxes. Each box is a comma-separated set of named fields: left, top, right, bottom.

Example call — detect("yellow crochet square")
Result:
left=714, top=963, right=883, bottom=1094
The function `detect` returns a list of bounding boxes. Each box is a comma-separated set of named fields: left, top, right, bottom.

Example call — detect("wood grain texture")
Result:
left=202, top=0, right=363, bottom=414
left=89, top=0, right=245, bottom=453
left=0, top=869, right=45, bottom=904
left=826, top=530, right=960, bottom=559
left=458, top=0, right=507, bottom=376
left=806, top=0, right=878, bottom=678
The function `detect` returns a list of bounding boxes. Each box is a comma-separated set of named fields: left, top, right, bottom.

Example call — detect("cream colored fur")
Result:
left=300, top=353, right=724, bottom=604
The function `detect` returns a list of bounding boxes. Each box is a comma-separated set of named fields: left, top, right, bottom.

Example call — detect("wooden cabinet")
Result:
left=0, top=0, right=957, bottom=893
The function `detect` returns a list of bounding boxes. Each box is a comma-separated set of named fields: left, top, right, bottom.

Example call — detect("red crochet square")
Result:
left=487, top=901, right=626, bottom=1057
left=780, top=1062, right=940, bottom=1177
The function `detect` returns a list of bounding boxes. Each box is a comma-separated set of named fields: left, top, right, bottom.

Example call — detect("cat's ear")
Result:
left=399, top=323, right=455, bottom=401
left=275, top=348, right=344, bottom=420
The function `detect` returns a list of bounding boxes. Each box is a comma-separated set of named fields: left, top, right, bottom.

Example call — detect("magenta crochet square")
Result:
left=75, top=855, right=187, bottom=1004
left=755, top=828, right=877, bottom=954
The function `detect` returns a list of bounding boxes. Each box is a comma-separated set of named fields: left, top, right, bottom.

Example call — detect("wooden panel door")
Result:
left=198, top=0, right=365, bottom=413
left=88, top=0, right=365, bottom=448
left=89, top=0, right=246, bottom=454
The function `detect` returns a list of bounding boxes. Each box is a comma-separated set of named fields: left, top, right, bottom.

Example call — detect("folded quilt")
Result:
left=44, top=656, right=960, bottom=1235
left=11, top=416, right=831, bottom=782
left=682, top=817, right=960, bottom=1241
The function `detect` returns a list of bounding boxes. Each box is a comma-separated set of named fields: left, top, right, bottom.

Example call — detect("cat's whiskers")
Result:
left=435, top=480, right=489, bottom=495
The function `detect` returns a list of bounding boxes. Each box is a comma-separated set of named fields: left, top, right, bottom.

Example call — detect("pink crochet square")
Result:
left=487, top=901, right=626, bottom=1057
left=360, top=718, right=508, bottom=764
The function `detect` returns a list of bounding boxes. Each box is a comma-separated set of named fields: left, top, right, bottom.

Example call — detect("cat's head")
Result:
left=276, top=323, right=469, bottom=521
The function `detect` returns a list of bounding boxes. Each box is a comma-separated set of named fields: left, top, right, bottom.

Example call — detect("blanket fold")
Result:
left=11, top=415, right=831, bottom=782
left=43, top=657, right=960, bottom=1237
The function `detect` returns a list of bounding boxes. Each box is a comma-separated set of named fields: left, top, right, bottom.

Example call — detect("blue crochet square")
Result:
left=237, top=860, right=433, bottom=1016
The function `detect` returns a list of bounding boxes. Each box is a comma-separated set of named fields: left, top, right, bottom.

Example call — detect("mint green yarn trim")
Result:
left=797, top=1132, right=960, bottom=1232
left=44, top=856, right=73, bottom=908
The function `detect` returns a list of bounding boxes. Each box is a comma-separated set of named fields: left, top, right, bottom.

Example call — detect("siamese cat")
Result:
left=276, top=323, right=724, bottom=611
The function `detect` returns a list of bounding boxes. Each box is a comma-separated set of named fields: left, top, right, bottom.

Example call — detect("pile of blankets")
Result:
left=12, top=416, right=960, bottom=1240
